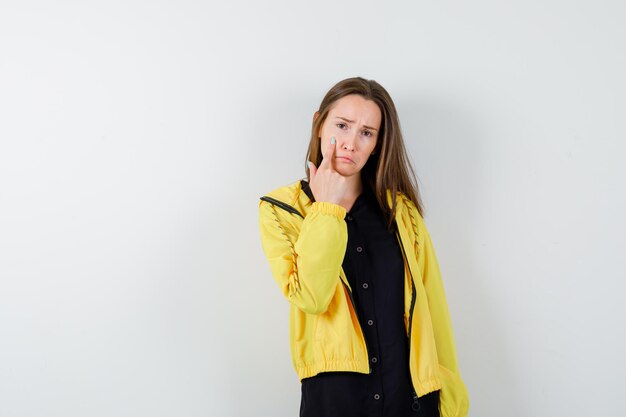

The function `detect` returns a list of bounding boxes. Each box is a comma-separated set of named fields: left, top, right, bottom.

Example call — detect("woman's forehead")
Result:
left=328, top=96, right=381, bottom=126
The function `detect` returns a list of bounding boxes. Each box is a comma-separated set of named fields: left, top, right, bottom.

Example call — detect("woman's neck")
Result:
left=338, top=175, right=364, bottom=212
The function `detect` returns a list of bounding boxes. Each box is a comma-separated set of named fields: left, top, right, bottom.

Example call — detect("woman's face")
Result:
left=316, top=94, right=381, bottom=178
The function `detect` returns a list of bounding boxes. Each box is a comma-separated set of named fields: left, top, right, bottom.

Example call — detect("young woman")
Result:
left=258, top=77, right=469, bottom=417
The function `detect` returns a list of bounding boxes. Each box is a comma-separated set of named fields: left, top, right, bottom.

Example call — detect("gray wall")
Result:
left=1, top=1, right=624, bottom=416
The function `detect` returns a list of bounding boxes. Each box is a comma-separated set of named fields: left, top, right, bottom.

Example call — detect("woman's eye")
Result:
left=362, top=130, right=372, bottom=137
left=337, top=123, right=347, bottom=129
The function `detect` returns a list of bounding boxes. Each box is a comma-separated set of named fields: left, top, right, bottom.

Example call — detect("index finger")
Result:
left=319, top=136, right=337, bottom=171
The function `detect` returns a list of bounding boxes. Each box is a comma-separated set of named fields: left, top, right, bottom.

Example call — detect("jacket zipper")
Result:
left=341, top=280, right=372, bottom=374
left=260, top=196, right=304, bottom=218
left=396, top=230, right=420, bottom=412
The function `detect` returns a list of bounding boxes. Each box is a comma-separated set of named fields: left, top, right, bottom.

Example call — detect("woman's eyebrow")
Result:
left=335, top=116, right=379, bottom=132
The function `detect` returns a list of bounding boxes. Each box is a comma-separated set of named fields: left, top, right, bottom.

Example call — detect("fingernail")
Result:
left=330, top=136, right=336, bottom=144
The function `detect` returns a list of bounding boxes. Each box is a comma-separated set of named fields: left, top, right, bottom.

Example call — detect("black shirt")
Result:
left=300, top=180, right=440, bottom=417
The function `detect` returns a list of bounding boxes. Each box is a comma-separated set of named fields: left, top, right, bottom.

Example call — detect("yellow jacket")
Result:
left=258, top=180, right=469, bottom=417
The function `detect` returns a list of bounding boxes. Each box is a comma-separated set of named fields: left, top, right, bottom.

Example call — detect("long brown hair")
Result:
left=304, top=77, right=425, bottom=228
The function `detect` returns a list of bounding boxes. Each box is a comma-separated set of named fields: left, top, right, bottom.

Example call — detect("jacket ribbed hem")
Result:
left=295, top=360, right=369, bottom=381
left=309, top=202, right=346, bottom=219
left=413, top=376, right=443, bottom=396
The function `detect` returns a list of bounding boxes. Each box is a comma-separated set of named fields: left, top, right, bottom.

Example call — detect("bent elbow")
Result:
left=291, top=293, right=333, bottom=315
left=299, top=302, right=330, bottom=315
left=286, top=272, right=338, bottom=315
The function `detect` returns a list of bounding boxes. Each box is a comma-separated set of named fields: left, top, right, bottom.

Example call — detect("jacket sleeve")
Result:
left=258, top=199, right=347, bottom=315
left=416, top=213, right=470, bottom=417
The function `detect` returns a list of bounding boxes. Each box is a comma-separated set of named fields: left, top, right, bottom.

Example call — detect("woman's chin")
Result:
left=335, top=168, right=360, bottom=178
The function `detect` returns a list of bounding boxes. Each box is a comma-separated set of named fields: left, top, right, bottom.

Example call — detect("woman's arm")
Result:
left=258, top=200, right=347, bottom=314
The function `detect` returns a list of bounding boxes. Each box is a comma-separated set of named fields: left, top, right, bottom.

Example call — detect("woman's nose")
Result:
left=341, top=134, right=357, bottom=151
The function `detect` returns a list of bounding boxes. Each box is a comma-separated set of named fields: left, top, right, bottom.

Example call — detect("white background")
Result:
left=1, top=1, right=625, bottom=416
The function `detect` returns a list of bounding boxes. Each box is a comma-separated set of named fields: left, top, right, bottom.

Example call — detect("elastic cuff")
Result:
left=310, top=202, right=346, bottom=219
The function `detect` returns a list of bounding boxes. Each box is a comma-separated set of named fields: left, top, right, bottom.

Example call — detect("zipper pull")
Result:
left=411, top=391, right=420, bottom=412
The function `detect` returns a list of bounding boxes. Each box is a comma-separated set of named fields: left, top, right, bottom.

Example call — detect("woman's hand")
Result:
left=308, top=136, right=349, bottom=205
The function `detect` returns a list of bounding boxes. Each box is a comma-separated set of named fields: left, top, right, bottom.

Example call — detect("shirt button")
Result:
left=367, top=319, right=374, bottom=326
left=356, top=246, right=363, bottom=253
left=374, top=394, right=381, bottom=400
left=371, top=357, right=378, bottom=363
left=346, top=215, right=353, bottom=221
left=362, top=283, right=369, bottom=289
